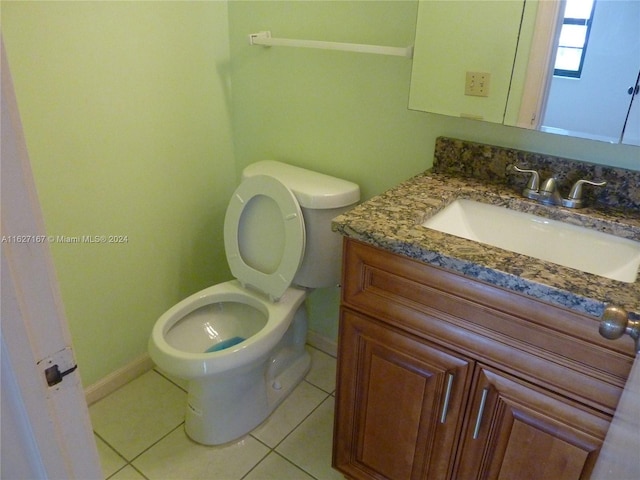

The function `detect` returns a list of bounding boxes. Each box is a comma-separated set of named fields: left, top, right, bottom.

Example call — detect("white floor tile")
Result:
left=244, top=452, right=315, bottom=480
left=133, top=428, right=269, bottom=480
left=109, top=465, right=147, bottom=480
left=277, top=397, right=344, bottom=480
left=95, top=435, right=126, bottom=478
left=305, top=347, right=337, bottom=394
left=92, top=344, right=342, bottom=480
left=251, top=381, right=328, bottom=448
left=90, top=370, right=186, bottom=460
left=153, top=367, right=188, bottom=391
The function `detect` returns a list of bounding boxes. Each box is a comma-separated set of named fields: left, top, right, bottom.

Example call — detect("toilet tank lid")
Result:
left=242, top=160, right=360, bottom=209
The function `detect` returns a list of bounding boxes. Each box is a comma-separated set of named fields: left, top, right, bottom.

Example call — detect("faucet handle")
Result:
left=563, top=179, right=607, bottom=208
left=567, top=179, right=607, bottom=200
left=509, top=165, right=540, bottom=195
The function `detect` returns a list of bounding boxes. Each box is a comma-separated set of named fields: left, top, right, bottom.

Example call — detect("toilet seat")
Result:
left=224, top=175, right=306, bottom=301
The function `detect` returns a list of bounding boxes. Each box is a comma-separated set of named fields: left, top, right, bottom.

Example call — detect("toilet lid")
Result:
left=224, top=175, right=306, bottom=301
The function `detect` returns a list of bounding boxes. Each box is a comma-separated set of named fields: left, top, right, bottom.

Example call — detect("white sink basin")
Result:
left=422, top=199, right=640, bottom=283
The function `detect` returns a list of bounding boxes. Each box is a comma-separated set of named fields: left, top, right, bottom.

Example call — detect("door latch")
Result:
left=38, top=347, right=78, bottom=387
left=44, top=363, right=78, bottom=387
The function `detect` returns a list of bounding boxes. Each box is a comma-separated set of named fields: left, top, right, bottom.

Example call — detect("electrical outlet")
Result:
left=465, top=72, right=490, bottom=97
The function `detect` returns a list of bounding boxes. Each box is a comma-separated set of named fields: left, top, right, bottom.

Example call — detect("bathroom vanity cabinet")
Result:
left=333, top=239, right=633, bottom=480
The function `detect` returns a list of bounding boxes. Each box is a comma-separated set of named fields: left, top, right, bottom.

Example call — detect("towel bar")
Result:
left=248, top=31, right=413, bottom=58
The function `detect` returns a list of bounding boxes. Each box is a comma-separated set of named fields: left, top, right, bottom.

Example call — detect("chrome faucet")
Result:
left=509, top=165, right=606, bottom=209
left=538, top=177, right=563, bottom=206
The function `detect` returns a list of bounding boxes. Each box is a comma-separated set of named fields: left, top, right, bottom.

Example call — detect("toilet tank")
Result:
left=242, top=161, right=360, bottom=288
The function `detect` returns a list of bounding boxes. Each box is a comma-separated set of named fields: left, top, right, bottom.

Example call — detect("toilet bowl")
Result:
left=149, top=280, right=308, bottom=445
left=149, top=280, right=307, bottom=379
left=148, top=161, right=359, bottom=445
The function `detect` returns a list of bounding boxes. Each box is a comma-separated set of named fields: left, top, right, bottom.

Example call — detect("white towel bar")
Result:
left=248, top=31, right=414, bottom=59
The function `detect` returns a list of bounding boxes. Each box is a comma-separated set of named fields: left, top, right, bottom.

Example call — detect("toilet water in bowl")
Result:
left=204, top=336, right=245, bottom=353
left=165, top=302, right=267, bottom=354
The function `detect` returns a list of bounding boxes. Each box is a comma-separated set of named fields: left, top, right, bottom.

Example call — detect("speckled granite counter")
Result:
left=332, top=137, right=640, bottom=317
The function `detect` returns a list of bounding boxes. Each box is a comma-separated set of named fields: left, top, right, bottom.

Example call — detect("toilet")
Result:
left=148, top=160, right=359, bottom=445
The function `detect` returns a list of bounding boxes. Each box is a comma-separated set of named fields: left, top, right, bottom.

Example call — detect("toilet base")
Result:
left=182, top=304, right=311, bottom=446
left=266, top=347, right=311, bottom=410
left=184, top=348, right=310, bottom=445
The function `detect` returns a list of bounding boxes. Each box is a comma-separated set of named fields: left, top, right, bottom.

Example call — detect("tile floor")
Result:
left=90, top=346, right=344, bottom=480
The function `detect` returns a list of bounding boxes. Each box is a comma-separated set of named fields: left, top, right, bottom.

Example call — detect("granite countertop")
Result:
left=333, top=139, right=640, bottom=318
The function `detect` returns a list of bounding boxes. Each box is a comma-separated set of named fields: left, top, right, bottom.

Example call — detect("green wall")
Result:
left=228, top=0, right=431, bottom=200
left=2, top=1, right=236, bottom=386
left=3, top=0, right=639, bottom=386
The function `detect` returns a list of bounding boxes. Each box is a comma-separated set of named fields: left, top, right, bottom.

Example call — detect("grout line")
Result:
left=244, top=395, right=331, bottom=480
left=95, top=431, right=130, bottom=480
left=129, top=422, right=186, bottom=462
left=247, top=432, right=275, bottom=453
left=303, top=377, right=336, bottom=396
left=238, top=448, right=272, bottom=480
left=106, top=462, right=151, bottom=480
left=128, top=463, right=151, bottom=480
left=269, top=391, right=333, bottom=452
left=152, top=368, right=189, bottom=393
left=269, top=395, right=332, bottom=480
left=273, top=450, right=321, bottom=480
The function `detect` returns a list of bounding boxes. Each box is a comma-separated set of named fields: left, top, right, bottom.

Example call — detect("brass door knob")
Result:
left=600, top=306, right=640, bottom=354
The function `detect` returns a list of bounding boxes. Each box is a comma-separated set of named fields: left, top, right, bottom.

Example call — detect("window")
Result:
left=554, top=0, right=596, bottom=78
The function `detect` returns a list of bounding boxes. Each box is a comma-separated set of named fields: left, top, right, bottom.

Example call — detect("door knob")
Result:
left=599, top=306, right=640, bottom=354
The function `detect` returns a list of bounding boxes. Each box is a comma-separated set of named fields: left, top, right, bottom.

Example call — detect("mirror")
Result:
left=409, top=0, right=525, bottom=124
left=409, top=0, right=640, bottom=146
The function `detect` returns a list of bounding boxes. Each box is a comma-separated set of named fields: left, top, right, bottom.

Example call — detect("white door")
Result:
left=1, top=37, right=102, bottom=479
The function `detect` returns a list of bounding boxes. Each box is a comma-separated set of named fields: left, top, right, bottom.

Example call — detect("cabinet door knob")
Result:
left=599, top=306, right=640, bottom=354
left=472, top=387, right=490, bottom=439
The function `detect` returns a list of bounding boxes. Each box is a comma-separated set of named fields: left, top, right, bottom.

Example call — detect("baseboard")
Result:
left=84, top=354, right=154, bottom=405
left=307, top=330, right=337, bottom=358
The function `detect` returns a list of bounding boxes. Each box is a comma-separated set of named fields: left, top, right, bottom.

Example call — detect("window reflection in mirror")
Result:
left=553, top=0, right=595, bottom=78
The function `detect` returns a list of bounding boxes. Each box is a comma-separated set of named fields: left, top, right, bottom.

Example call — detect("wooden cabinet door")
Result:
left=334, top=309, right=473, bottom=480
left=454, top=366, right=611, bottom=480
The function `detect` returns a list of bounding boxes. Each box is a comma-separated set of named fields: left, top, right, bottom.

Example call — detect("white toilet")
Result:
left=148, top=160, right=359, bottom=445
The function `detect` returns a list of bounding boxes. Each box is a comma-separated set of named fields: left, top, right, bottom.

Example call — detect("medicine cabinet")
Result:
left=408, top=0, right=640, bottom=146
